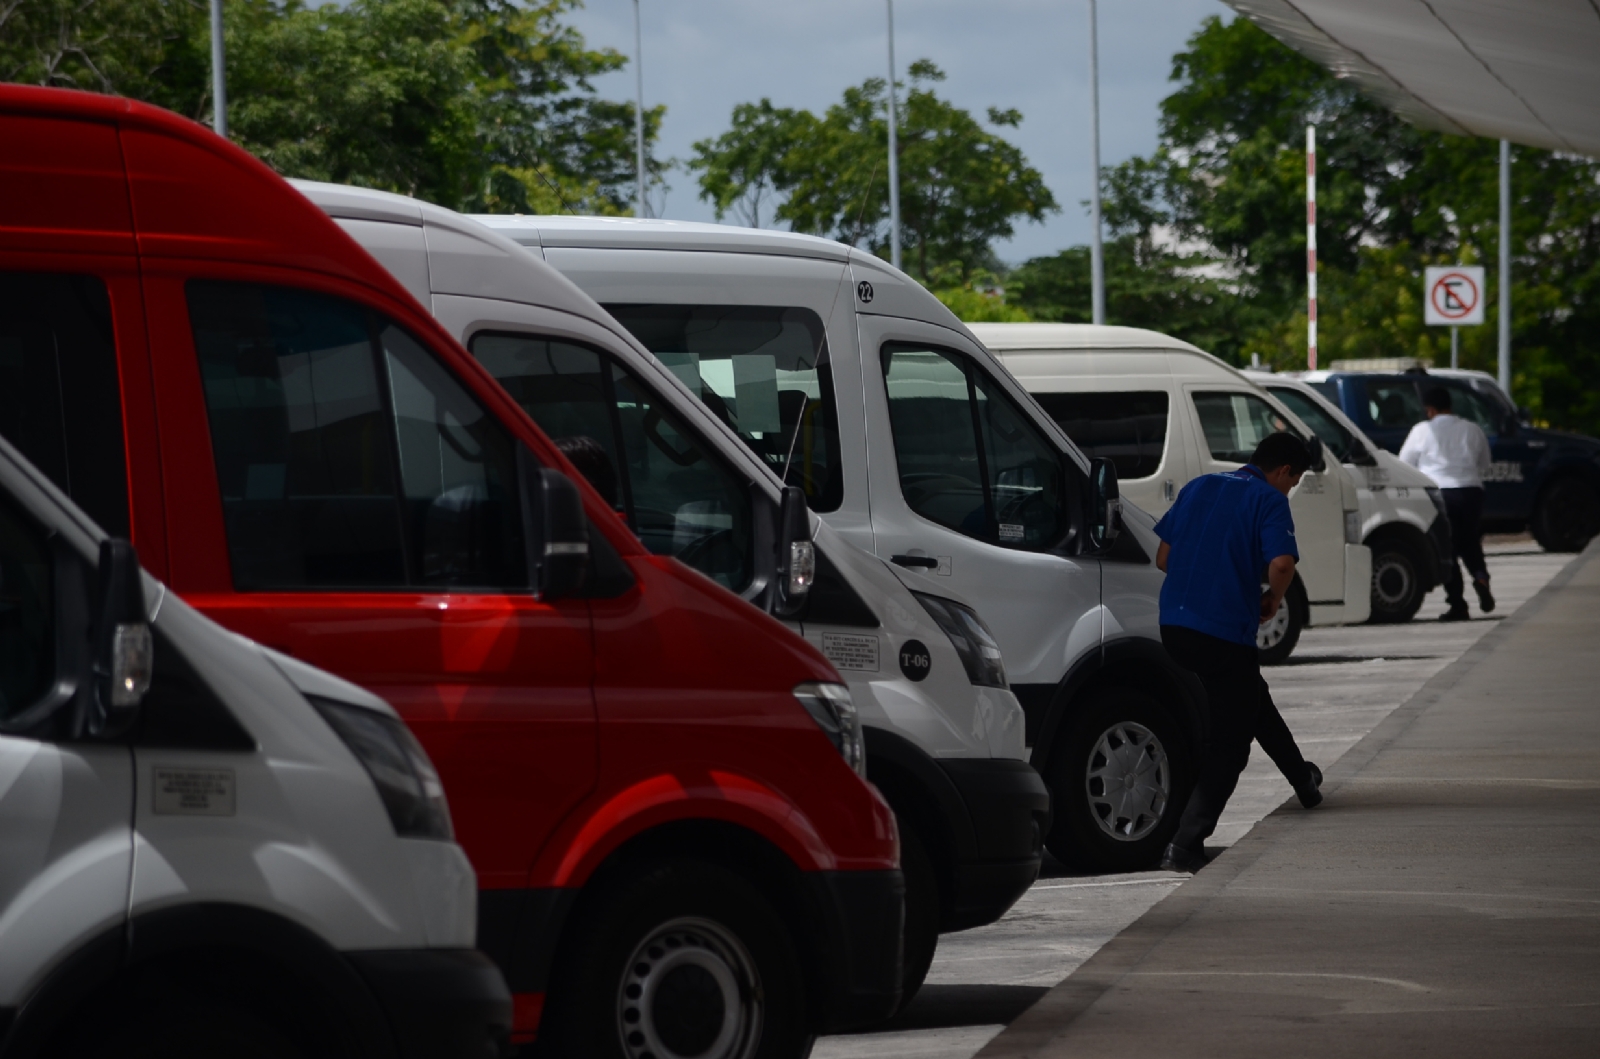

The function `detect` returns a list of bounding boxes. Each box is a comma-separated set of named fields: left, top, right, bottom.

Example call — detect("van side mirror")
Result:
left=522, top=459, right=590, bottom=600
left=1305, top=434, right=1327, bottom=473
left=1349, top=438, right=1379, bottom=467
left=1502, top=413, right=1520, bottom=437
left=87, top=539, right=151, bottom=738
left=771, top=485, right=814, bottom=619
left=1088, top=457, right=1123, bottom=552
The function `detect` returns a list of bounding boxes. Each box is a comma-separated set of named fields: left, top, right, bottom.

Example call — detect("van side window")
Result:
left=1032, top=391, right=1168, bottom=480
left=468, top=332, right=754, bottom=592
left=0, top=273, right=130, bottom=538
left=882, top=344, right=1067, bottom=550
left=0, top=495, right=53, bottom=720
left=1442, top=382, right=1502, bottom=435
left=603, top=305, right=843, bottom=513
left=1365, top=381, right=1423, bottom=429
left=188, top=282, right=526, bottom=591
left=1192, top=391, right=1294, bottom=464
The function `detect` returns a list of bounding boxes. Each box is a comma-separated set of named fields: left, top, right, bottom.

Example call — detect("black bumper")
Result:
left=346, top=949, right=513, bottom=1059
left=937, top=758, right=1051, bottom=932
left=805, top=870, right=905, bottom=1034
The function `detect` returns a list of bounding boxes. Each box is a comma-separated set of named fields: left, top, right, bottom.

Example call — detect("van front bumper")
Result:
left=938, top=758, right=1051, bottom=932
left=807, top=869, right=906, bottom=1033
left=346, top=949, right=512, bottom=1059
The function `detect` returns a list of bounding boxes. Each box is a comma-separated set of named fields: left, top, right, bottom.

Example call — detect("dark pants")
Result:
left=1162, top=625, right=1311, bottom=853
left=1441, top=486, right=1489, bottom=608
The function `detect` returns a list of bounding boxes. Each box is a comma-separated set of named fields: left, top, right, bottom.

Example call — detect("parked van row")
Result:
left=0, top=86, right=901, bottom=1058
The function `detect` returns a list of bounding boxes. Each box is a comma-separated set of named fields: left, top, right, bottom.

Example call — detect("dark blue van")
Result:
left=1305, top=368, right=1600, bottom=552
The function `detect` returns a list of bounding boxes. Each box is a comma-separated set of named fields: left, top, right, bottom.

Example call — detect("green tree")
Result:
left=689, top=60, right=1056, bottom=285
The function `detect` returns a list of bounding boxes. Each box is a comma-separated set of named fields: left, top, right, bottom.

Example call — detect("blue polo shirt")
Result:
left=1154, top=465, right=1299, bottom=646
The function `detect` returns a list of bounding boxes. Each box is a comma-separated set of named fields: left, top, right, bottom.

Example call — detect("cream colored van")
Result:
left=970, top=324, right=1371, bottom=663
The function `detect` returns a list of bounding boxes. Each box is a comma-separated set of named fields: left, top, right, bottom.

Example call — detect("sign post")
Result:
left=1424, top=266, right=1485, bottom=368
left=1306, top=126, right=1316, bottom=370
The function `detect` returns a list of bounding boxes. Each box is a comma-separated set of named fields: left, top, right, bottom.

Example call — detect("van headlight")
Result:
left=1344, top=510, right=1363, bottom=545
left=793, top=682, right=865, bottom=776
left=912, top=592, right=1008, bottom=690
left=309, top=696, right=454, bottom=841
left=1426, top=487, right=1447, bottom=519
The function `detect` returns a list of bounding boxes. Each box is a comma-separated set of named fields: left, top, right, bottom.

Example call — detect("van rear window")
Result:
left=1031, top=391, right=1168, bottom=480
left=0, top=273, right=129, bottom=537
left=603, top=305, right=844, bottom=513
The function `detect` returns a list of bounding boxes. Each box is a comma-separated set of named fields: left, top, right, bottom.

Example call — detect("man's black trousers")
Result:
left=1441, top=486, right=1488, bottom=607
left=1162, top=624, right=1310, bottom=853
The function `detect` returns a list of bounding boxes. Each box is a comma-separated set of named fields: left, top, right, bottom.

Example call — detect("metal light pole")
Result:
left=886, top=0, right=902, bottom=270
left=1498, top=139, right=1512, bottom=393
left=1307, top=125, right=1317, bottom=371
left=1088, top=0, right=1105, bottom=325
left=210, top=0, right=227, bottom=138
left=633, top=0, right=647, bottom=218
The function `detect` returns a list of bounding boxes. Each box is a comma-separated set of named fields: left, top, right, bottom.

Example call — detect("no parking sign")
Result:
left=1424, top=266, right=1486, bottom=326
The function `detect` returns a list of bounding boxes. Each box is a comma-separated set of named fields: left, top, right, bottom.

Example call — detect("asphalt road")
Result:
left=814, top=540, right=1572, bottom=1059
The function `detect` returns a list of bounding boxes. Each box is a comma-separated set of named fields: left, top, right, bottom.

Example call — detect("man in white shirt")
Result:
left=1400, top=386, right=1494, bottom=621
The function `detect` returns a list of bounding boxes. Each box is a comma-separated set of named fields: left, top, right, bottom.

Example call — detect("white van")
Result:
left=297, top=183, right=1050, bottom=1002
left=0, top=435, right=510, bottom=1056
left=970, top=323, right=1372, bottom=661
left=1246, top=371, right=1452, bottom=623
left=470, top=214, right=1201, bottom=876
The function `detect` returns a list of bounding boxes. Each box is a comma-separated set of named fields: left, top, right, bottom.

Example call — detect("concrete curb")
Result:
left=976, top=541, right=1599, bottom=1058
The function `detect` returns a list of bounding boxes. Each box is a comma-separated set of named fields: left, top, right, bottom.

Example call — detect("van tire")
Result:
left=1257, top=578, right=1306, bottom=665
left=1045, top=687, right=1191, bottom=872
left=1367, top=539, right=1426, bottom=623
left=895, top=823, right=940, bottom=1011
left=1531, top=476, right=1600, bottom=553
left=537, top=860, right=812, bottom=1059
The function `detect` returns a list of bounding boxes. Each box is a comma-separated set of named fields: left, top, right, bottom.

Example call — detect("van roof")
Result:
left=471, top=214, right=854, bottom=263
left=967, top=322, right=1209, bottom=355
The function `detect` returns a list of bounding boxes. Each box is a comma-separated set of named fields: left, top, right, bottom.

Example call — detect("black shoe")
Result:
left=1474, top=579, right=1495, bottom=613
left=1160, top=842, right=1209, bottom=874
left=1439, top=604, right=1470, bottom=622
left=1295, top=762, right=1323, bottom=809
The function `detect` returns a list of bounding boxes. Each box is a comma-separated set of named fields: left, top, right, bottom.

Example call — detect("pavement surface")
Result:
left=816, top=541, right=1577, bottom=1058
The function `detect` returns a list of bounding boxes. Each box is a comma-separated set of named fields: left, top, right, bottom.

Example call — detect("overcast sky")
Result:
left=561, top=0, right=1234, bottom=265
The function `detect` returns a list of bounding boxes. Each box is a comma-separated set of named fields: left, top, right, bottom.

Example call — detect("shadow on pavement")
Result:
left=858, top=984, right=1051, bottom=1034
left=1271, top=653, right=1441, bottom=666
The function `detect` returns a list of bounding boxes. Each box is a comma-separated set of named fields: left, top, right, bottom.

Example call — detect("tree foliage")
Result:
left=1, top=0, right=660, bottom=214
left=689, top=60, right=1056, bottom=285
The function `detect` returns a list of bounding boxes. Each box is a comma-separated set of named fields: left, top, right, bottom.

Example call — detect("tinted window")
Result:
left=1442, top=382, right=1502, bottom=434
left=882, top=344, right=1067, bottom=550
left=0, top=496, right=53, bottom=719
left=1268, top=386, right=1359, bottom=462
left=189, top=282, right=525, bottom=591
left=1192, top=391, right=1293, bottom=464
left=1032, top=391, right=1168, bottom=480
left=1365, top=380, right=1424, bottom=429
left=0, top=273, right=129, bottom=537
left=604, top=305, right=843, bottom=513
left=470, top=332, right=753, bottom=591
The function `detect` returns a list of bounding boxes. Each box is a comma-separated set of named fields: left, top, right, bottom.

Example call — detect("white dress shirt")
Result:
left=1398, top=413, right=1493, bottom=489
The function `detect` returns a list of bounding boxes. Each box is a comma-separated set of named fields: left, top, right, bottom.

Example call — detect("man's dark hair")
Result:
left=554, top=435, right=619, bottom=508
left=1423, top=386, right=1453, bottom=412
left=1250, top=432, right=1312, bottom=475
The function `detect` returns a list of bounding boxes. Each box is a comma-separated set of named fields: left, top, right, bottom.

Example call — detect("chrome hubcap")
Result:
left=1373, top=555, right=1414, bottom=608
left=1085, top=721, right=1170, bottom=842
left=618, top=917, right=761, bottom=1059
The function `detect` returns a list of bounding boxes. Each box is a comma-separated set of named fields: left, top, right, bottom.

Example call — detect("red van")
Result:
left=0, top=86, right=901, bottom=1057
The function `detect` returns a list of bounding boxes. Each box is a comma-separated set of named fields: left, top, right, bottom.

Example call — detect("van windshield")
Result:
left=604, top=305, right=843, bottom=513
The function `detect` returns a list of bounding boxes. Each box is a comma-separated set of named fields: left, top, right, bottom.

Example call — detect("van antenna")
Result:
left=780, top=160, right=880, bottom=488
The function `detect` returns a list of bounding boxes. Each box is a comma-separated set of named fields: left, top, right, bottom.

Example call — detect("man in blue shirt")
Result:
left=1154, top=432, right=1323, bottom=873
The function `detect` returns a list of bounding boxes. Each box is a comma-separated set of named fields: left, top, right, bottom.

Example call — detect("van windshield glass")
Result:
left=603, top=305, right=843, bottom=513
left=1267, top=386, right=1359, bottom=462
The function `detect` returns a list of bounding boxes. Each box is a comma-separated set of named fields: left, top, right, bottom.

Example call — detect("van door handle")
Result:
left=890, top=554, right=939, bottom=569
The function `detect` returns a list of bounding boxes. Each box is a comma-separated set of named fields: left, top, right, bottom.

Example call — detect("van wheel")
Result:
left=1045, top=687, right=1191, bottom=872
left=1257, top=578, right=1306, bottom=665
left=895, top=823, right=940, bottom=1011
left=1532, top=477, right=1600, bottom=552
left=1367, top=540, right=1425, bottom=623
left=539, top=860, right=812, bottom=1059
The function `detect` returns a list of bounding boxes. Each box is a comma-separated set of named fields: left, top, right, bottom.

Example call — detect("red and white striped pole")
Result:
left=1306, top=124, right=1317, bottom=371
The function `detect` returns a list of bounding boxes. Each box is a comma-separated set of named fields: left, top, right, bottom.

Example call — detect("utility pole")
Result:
left=210, top=0, right=227, bottom=138
left=886, top=0, right=902, bottom=270
left=1498, top=139, right=1512, bottom=393
left=633, top=0, right=647, bottom=218
left=1088, top=0, right=1105, bottom=325
left=1307, top=125, right=1317, bottom=371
